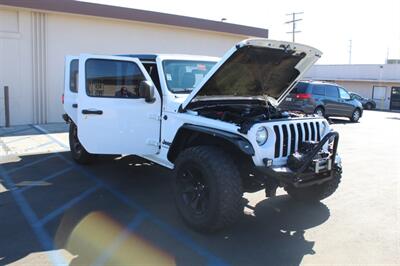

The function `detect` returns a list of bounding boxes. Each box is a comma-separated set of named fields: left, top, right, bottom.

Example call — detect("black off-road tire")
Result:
left=69, top=123, right=94, bottom=164
left=285, top=167, right=342, bottom=202
left=350, top=108, right=361, bottom=122
left=173, top=146, right=243, bottom=232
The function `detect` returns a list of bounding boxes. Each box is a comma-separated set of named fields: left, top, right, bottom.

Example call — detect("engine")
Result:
left=194, top=102, right=294, bottom=133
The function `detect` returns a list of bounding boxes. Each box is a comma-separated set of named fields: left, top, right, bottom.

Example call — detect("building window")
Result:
left=85, top=59, right=145, bottom=98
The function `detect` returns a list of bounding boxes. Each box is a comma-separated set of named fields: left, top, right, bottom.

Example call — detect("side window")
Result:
left=85, top=59, right=145, bottom=98
left=312, top=85, right=325, bottom=95
left=143, top=63, right=161, bottom=92
left=325, top=85, right=339, bottom=98
left=338, top=87, right=351, bottom=99
left=70, top=59, right=79, bottom=93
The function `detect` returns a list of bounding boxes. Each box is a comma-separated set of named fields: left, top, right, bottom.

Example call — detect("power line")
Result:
left=285, top=12, right=303, bottom=42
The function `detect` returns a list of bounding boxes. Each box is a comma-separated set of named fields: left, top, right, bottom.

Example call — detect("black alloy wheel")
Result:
left=176, top=164, right=209, bottom=216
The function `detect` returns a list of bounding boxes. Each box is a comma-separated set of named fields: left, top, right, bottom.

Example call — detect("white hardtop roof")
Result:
left=155, top=54, right=220, bottom=62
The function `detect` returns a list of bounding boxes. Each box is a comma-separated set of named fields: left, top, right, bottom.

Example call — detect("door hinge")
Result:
left=148, top=114, right=162, bottom=121
left=146, top=139, right=160, bottom=147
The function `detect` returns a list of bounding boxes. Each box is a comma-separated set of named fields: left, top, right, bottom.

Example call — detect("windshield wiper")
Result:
left=174, top=89, right=193, bottom=94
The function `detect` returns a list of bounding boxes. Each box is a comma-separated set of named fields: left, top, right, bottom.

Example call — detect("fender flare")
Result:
left=167, top=124, right=255, bottom=162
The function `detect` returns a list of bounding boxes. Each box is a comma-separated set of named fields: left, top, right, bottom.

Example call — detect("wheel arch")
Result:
left=354, top=106, right=363, bottom=117
left=167, top=124, right=255, bottom=163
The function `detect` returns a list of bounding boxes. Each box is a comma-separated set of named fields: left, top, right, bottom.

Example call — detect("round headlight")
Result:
left=256, top=127, right=268, bottom=146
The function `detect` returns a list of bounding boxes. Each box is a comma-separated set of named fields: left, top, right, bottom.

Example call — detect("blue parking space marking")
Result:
left=56, top=145, right=230, bottom=266
left=37, top=184, right=101, bottom=227
left=0, top=127, right=33, bottom=136
left=24, top=141, right=54, bottom=152
left=26, top=125, right=229, bottom=266
left=18, top=166, right=74, bottom=193
left=33, top=125, right=69, bottom=150
left=4, top=136, right=31, bottom=145
left=0, top=165, right=68, bottom=266
left=5, top=154, right=59, bottom=174
left=92, top=212, right=149, bottom=266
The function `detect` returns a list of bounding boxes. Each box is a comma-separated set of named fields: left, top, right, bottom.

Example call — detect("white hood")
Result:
left=180, top=38, right=322, bottom=111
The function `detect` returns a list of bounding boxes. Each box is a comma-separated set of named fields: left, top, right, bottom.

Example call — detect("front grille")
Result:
left=273, top=121, right=323, bottom=158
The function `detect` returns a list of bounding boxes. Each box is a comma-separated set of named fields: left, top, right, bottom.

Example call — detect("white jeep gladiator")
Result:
left=62, top=38, right=341, bottom=232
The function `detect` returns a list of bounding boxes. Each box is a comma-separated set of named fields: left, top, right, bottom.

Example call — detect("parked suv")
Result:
left=350, top=92, right=376, bottom=110
left=279, top=80, right=363, bottom=122
left=62, top=39, right=342, bottom=232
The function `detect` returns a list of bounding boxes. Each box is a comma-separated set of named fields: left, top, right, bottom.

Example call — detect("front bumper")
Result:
left=257, top=131, right=340, bottom=188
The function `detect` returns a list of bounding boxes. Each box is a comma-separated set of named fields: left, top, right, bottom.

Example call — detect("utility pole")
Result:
left=348, top=40, right=352, bottom=64
left=386, top=48, right=389, bottom=63
left=285, top=12, right=303, bottom=42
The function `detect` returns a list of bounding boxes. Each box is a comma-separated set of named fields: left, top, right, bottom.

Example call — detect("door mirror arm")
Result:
left=139, top=80, right=156, bottom=103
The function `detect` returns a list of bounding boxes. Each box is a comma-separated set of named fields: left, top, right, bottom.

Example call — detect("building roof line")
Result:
left=0, top=0, right=268, bottom=38
left=304, top=78, right=400, bottom=83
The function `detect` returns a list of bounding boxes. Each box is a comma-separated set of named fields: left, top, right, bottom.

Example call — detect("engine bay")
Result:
left=191, top=99, right=298, bottom=133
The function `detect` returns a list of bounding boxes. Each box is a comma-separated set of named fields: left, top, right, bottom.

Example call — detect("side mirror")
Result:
left=139, top=80, right=155, bottom=103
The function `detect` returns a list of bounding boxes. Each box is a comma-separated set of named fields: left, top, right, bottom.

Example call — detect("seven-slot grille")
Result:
left=273, top=121, right=323, bottom=158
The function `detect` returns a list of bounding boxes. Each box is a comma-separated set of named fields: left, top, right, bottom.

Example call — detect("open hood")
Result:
left=180, top=38, right=322, bottom=111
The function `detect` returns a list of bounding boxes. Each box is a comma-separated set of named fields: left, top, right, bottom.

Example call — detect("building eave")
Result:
left=0, top=0, right=268, bottom=38
left=304, top=78, right=400, bottom=83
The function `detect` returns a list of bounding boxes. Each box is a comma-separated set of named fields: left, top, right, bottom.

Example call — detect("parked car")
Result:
left=279, top=80, right=363, bottom=122
left=62, top=39, right=342, bottom=232
left=349, top=92, right=376, bottom=110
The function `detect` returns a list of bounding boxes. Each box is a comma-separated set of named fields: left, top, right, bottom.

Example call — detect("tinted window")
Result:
left=85, top=59, right=145, bottom=98
left=143, top=63, right=161, bottom=92
left=290, top=82, right=309, bottom=93
left=339, top=87, right=351, bottom=99
left=70, top=59, right=79, bottom=93
left=312, top=85, right=325, bottom=95
left=351, top=93, right=362, bottom=100
left=325, top=85, right=339, bottom=98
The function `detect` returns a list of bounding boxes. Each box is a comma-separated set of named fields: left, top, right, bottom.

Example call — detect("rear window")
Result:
left=312, top=85, right=325, bottom=95
left=290, top=82, right=309, bottom=93
left=70, top=59, right=78, bottom=93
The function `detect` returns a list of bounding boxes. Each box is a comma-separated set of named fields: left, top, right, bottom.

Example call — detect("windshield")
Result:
left=163, top=60, right=216, bottom=93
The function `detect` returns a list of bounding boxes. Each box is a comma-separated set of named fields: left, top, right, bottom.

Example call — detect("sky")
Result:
left=80, top=0, right=400, bottom=65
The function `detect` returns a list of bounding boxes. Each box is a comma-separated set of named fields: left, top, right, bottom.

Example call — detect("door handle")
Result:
left=82, top=109, right=103, bottom=115
left=72, top=103, right=78, bottom=108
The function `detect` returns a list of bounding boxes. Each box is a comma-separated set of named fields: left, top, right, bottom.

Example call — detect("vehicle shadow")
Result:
left=0, top=152, right=330, bottom=266
left=202, top=196, right=329, bottom=266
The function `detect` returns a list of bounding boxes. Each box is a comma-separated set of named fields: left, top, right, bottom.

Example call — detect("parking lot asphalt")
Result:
left=0, top=110, right=399, bottom=266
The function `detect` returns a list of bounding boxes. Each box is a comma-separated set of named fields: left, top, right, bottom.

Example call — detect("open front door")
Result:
left=77, top=54, right=161, bottom=155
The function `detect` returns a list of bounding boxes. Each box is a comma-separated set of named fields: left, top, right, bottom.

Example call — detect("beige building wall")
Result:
left=0, top=6, right=248, bottom=125
left=0, top=8, right=33, bottom=126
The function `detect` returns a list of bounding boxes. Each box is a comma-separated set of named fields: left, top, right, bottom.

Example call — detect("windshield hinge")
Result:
left=146, top=139, right=160, bottom=147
